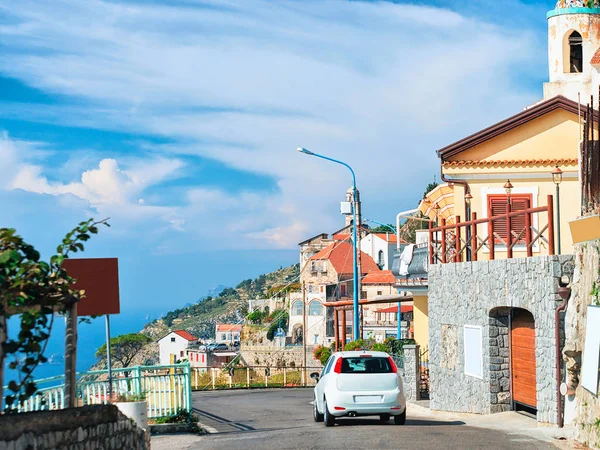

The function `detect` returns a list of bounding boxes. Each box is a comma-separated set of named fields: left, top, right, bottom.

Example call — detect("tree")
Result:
left=0, top=218, right=109, bottom=409
left=422, top=179, right=438, bottom=199
left=369, top=224, right=396, bottom=233
left=96, top=333, right=152, bottom=369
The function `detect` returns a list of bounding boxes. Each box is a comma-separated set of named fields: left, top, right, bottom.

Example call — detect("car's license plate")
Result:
left=354, top=395, right=382, bottom=403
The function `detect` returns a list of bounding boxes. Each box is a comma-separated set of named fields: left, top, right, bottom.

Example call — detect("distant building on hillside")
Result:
left=157, top=330, right=198, bottom=366
left=215, top=324, right=242, bottom=344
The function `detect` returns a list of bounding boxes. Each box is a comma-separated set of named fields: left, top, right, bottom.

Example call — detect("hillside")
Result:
left=142, top=263, right=300, bottom=339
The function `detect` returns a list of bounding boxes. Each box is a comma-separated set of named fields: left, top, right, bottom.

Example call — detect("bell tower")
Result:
left=544, top=1, right=600, bottom=102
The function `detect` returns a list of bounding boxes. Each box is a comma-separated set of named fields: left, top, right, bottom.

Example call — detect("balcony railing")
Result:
left=429, top=194, right=555, bottom=264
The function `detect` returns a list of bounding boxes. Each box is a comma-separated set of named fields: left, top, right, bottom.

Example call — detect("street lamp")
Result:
left=552, top=164, right=563, bottom=254
left=504, top=179, right=513, bottom=201
left=297, top=147, right=361, bottom=340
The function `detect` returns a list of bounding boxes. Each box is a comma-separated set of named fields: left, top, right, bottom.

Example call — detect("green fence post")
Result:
left=133, top=366, right=142, bottom=397
left=185, top=363, right=192, bottom=413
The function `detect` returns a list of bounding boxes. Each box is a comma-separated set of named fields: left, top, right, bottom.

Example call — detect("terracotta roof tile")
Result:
left=332, top=233, right=350, bottom=241
left=362, top=270, right=396, bottom=284
left=443, top=158, right=578, bottom=168
left=308, top=241, right=380, bottom=275
left=592, top=48, right=600, bottom=65
left=216, top=324, right=242, bottom=332
left=173, top=330, right=198, bottom=341
left=370, top=233, right=407, bottom=244
left=375, top=305, right=413, bottom=313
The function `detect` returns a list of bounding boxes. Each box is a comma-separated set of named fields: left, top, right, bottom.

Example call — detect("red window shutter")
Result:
left=510, top=197, right=531, bottom=243
left=488, top=196, right=508, bottom=241
left=488, top=194, right=532, bottom=245
left=202, top=354, right=205, bottom=363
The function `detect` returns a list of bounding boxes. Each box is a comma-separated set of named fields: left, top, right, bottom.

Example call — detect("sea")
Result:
left=4, top=311, right=154, bottom=384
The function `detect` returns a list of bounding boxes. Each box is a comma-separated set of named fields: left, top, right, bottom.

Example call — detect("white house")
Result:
left=360, top=232, right=402, bottom=270
left=157, top=330, right=198, bottom=365
left=215, top=324, right=242, bottom=344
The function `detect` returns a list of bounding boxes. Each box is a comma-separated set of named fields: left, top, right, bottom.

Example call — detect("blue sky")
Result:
left=0, top=0, right=553, bottom=345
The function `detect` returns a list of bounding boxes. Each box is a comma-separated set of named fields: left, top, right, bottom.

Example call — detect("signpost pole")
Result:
left=105, top=314, right=113, bottom=399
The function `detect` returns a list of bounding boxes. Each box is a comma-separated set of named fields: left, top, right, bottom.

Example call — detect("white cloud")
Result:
left=0, top=0, right=545, bottom=250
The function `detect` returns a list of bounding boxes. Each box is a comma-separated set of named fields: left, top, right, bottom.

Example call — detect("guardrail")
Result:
left=191, top=357, right=405, bottom=390
left=4, top=363, right=192, bottom=418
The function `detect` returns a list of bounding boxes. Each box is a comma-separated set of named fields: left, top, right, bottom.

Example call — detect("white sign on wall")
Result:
left=581, top=305, right=600, bottom=395
left=464, top=325, right=483, bottom=379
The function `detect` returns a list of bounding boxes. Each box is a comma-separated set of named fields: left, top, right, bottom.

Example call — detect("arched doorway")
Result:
left=511, top=308, right=536, bottom=410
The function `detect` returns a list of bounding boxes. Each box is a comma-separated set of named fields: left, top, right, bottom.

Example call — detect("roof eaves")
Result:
left=436, top=95, right=590, bottom=161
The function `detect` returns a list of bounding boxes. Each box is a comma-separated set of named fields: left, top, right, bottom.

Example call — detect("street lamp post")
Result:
left=552, top=164, right=563, bottom=254
left=465, top=192, right=473, bottom=261
left=298, top=147, right=361, bottom=340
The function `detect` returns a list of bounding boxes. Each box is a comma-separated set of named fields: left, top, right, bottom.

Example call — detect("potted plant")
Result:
left=113, top=391, right=148, bottom=429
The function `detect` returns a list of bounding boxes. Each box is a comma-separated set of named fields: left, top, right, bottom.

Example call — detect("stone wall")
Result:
left=429, top=255, right=574, bottom=424
left=563, top=240, right=600, bottom=448
left=0, top=404, right=150, bottom=450
left=239, top=346, right=322, bottom=369
left=403, top=345, right=421, bottom=402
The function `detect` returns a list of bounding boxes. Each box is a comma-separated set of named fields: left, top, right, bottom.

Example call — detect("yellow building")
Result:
left=420, top=95, right=581, bottom=259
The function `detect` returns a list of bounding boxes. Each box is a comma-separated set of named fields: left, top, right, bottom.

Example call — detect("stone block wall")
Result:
left=0, top=404, right=150, bottom=450
left=429, top=255, right=574, bottom=424
left=403, top=344, right=421, bottom=402
left=563, top=240, right=600, bottom=448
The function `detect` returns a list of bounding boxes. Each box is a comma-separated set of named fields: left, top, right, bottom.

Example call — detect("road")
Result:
left=151, top=389, right=560, bottom=450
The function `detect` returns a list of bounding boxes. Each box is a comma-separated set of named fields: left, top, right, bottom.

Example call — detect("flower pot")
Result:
left=115, top=401, right=148, bottom=429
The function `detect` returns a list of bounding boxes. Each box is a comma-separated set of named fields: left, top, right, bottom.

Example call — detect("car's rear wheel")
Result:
left=323, top=398, right=335, bottom=427
left=379, top=414, right=390, bottom=422
left=393, top=409, right=406, bottom=425
left=313, top=395, right=323, bottom=422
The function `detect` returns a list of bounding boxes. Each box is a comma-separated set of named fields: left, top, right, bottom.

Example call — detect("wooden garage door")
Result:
left=511, top=309, right=537, bottom=408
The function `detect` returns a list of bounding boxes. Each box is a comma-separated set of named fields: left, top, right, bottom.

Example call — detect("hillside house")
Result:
left=215, top=324, right=242, bottom=345
left=288, top=240, right=381, bottom=347
left=158, top=330, right=198, bottom=366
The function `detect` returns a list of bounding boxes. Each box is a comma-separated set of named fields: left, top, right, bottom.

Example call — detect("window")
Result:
left=340, top=285, right=347, bottom=297
left=569, top=31, right=583, bottom=73
left=377, top=290, right=383, bottom=296
left=378, top=250, right=385, bottom=268
left=308, top=300, right=323, bottom=316
left=308, top=285, right=313, bottom=293
left=314, top=334, right=319, bottom=344
left=487, top=194, right=532, bottom=244
left=339, top=357, right=394, bottom=374
left=291, top=300, right=303, bottom=316
left=310, top=261, right=317, bottom=272
left=170, top=337, right=176, bottom=343
left=221, top=333, right=227, bottom=340
left=180, top=351, right=184, bottom=357
left=361, top=290, right=367, bottom=299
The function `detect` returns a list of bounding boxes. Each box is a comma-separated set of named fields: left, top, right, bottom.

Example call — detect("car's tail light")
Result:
left=388, top=356, right=398, bottom=373
left=333, top=357, right=343, bottom=374
left=390, top=406, right=402, bottom=410
left=334, top=406, right=346, bottom=411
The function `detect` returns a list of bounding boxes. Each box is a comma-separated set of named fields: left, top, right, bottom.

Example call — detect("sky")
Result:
left=0, top=0, right=554, bottom=365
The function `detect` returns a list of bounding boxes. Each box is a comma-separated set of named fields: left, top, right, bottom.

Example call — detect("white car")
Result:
left=311, top=350, right=406, bottom=427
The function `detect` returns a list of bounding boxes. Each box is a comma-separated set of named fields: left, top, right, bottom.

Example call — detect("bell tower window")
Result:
left=569, top=31, right=583, bottom=73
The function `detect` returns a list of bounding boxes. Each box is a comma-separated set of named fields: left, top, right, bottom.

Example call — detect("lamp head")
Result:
left=504, top=179, right=513, bottom=195
left=465, top=192, right=473, bottom=206
left=552, top=164, right=563, bottom=185
left=297, top=147, right=314, bottom=155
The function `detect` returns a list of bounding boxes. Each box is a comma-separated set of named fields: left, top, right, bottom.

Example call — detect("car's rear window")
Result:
left=340, top=357, right=392, bottom=374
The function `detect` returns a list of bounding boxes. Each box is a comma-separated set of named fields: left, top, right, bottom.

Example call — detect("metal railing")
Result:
left=429, top=195, right=555, bottom=264
left=4, top=363, right=192, bottom=418
left=191, top=365, right=323, bottom=390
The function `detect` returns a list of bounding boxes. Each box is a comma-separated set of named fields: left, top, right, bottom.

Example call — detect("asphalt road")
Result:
left=151, top=389, right=559, bottom=450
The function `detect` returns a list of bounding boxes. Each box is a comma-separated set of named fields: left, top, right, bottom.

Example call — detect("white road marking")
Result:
left=198, top=422, right=220, bottom=434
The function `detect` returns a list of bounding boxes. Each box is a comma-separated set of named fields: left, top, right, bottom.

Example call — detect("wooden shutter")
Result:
left=488, top=196, right=508, bottom=241
left=488, top=194, right=533, bottom=244
left=510, top=197, right=531, bottom=244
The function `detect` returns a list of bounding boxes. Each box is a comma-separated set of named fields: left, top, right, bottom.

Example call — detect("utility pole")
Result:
left=355, top=188, right=363, bottom=340
left=302, top=281, right=307, bottom=385
left=64, top=301, right=78, bottom=408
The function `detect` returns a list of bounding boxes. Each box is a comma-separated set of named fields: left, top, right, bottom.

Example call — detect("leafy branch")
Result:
left=1, top=218, right=109, bottom=409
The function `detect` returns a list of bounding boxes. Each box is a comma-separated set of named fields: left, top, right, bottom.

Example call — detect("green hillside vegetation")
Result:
left=142, top=263, right=300, bottom=341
